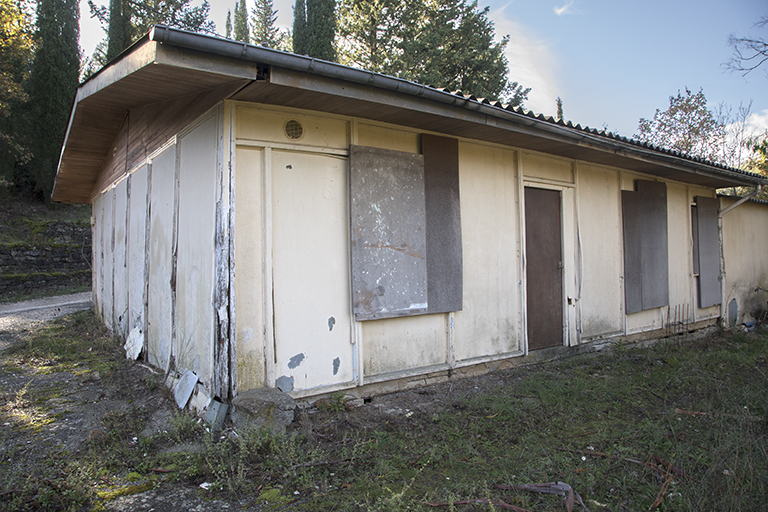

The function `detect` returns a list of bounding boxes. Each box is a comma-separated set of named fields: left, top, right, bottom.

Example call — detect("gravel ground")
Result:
left=0, top=292, right=93, bottom=352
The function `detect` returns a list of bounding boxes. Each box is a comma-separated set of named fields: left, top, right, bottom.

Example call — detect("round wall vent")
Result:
left=284, top=119, right=304, bottom=140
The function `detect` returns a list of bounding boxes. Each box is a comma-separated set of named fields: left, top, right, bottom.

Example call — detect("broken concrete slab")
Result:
left=206, top=399, right=228, bottom=431
left=188, top=384, right=211, bottom=414
left=230, top=388, right=297, bottom=433
left=174, top=369, right=197, bottom=409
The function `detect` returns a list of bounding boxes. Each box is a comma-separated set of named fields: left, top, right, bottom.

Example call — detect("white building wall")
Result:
left=146, top=145, right=176, bottom=373
left=175, top=114, right=218, bottom=388
left=453, top=142, right=520, bottom=360
left=113, top=179, right=129, bottom=338
left=127, top=166, right=149, bottom=334
left=576, top=164, right=623, bottom=339
left=91, top=194, right=104, bottom=320
left=101, top=188, right=114, bottom=330
left=722, top=198, right=768, bottom=323
left=233, top=146, right=265, bottom=392
left=84, top=101, right=756, bottom=400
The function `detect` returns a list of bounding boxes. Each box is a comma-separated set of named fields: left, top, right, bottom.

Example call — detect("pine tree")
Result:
left=251, top=0, right=280, bottom=47
left=336, top=0, right=527, bottom=105
left=556, top=97, right=563, bottom=119
left=225, top=9, right=232, bottom=38
left=306, top=0, right=335, bottom=61
left=28, top=0, right=80, bottom=201
left=292, top=0, right=307, bottom=54
left=233, top=0, right=249, bottom=43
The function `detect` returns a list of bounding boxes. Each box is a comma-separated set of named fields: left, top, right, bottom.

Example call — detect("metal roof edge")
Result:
left=146, top=26, right=765, bottom=187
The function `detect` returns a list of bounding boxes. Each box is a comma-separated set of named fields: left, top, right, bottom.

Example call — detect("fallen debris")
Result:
left=174, top=369, right=197, bottom=409
left=496, top=481, right=590, bottom=512
left=421, top=498, right=534, bottom=511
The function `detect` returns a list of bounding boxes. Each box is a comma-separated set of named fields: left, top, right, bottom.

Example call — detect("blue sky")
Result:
left=79, top=0, right=768, bottom=139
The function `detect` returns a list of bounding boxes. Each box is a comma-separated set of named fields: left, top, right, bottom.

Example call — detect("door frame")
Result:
left=520, top=178, right=577, bottom=352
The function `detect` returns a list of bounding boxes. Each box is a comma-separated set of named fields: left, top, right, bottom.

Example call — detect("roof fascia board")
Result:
left=154, top=43, right=263, bottom=81
left=77, top=41, right=159, bottom=102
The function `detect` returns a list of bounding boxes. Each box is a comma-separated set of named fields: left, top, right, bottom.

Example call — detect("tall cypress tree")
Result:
left=233, top=0, right=249, bottom=43
left=106, top=0, right=131, bottom=61
left=225, top=9, right=232, bottom=38
left=306, top=0, right=335, bottom=61
left=292, top=0, right=307, bottom=54
left=28, top=0, right=80, bottom=201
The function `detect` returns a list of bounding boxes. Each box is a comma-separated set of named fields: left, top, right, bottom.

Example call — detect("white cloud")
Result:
left=493, top=11, right=560, bottom=115
left=554, top=1, right=575, bottom=16
left=747, top=108, right=768, bottom=135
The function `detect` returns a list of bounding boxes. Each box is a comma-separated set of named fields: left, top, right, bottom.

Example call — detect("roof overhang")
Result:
left=52, top=26, right=766, bottom=203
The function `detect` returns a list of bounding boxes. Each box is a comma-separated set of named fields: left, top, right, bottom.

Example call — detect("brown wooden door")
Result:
left=525, top=187, right=563, bottom=350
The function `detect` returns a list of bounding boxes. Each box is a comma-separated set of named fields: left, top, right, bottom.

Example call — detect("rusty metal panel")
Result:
left=691, top=205, right=700, bottom=275
left=622, top=189, right=643, bottom=314
left=350, top=145, right=428, bottom=321
left=525, top=187, right=563, bottom=350
left=637, top=180, right=669, bottom=310
left=622, top=180, right=669, bottom=314
left=695, top=196, right=720, bottom=307
left=422, top=134, right=463, bottom=314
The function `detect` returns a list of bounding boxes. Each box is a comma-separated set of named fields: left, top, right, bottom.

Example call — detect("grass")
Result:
left=1, top=312, right=767, bottom=511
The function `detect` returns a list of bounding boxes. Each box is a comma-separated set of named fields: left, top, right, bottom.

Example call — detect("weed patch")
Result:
left=1, top=312, right=767, bottom=511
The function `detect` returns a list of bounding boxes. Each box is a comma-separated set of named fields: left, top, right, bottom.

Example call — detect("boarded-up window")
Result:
left=693, top=196, right=720, bottom=308
left=349, top=136, right=462, bottom=321
left=622, top=180, right=669, bottom=314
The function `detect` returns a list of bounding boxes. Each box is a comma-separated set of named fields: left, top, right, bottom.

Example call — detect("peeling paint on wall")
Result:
left=287, top=353, right=305, bottom=369
left=328, top=316, right=335, bottom=331
left=276, top=375, right=294, bottom=392
left=333, top=357, right=340, bottom=375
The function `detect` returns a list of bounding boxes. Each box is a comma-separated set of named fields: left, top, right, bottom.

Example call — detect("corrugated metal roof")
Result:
left=424, top=85, right=766, bottom=183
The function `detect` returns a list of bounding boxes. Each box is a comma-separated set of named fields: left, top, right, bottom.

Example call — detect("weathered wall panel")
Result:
left=234, top=146, right=265, bottom=392
left=666, top=183, right=693, bottom=312
left=422, top=134, right=462, bottom=314
left=127, top=166, right=148, bottom=333
left=113, top=179, right=129, bottom=337
left=623, top=180, right=669, bottom=314
left=350, top=145, right=428, bottom=320
left=91, top=83, right=246, bottom=200
left=271, top=150, right=353, bottom=392
left=453, top=143, right=520, bottom=360
left=362, top=314, right=445, bottom=376
left=236, top=106, right=348, bottom=149
left=357, top=123, right=420, bottom=153
left=91, top=195, right=102, bottom=319
left=176, top=115, right=218, bottom=388
left=722, top=199, right=768, bottom=323
left=101, top=188, right=114, bottom=330
left=146, top=145, right=176, bottom=373
left=577, top=165, right=623, bottom=338
left=695, top=196, right=720, bottom=308
left=522, top=153, right=573, bottom=183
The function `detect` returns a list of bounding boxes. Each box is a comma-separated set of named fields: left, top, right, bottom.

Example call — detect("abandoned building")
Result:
left=52, top=26, right=768, bottom=410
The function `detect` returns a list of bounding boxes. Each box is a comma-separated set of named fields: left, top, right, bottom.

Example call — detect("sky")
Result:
left=78, top=0, right=768, bottom=140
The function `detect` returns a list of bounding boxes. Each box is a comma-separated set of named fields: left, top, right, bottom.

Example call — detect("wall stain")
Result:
left=287, top=353, right=305, bottom=369
left=328, top=316, right=335, bottom=331
left=332, top=357, right=340, bottom=375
